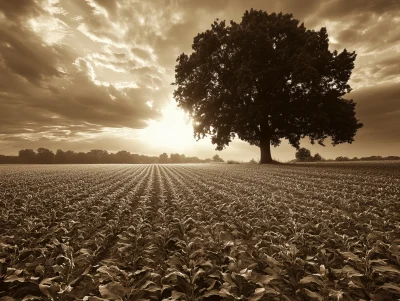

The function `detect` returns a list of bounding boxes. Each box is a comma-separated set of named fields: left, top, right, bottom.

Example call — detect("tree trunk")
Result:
left=260, top=137, right=273, bottom=164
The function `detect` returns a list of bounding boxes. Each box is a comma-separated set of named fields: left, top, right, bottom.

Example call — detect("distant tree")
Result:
left=87, top=149, right=109, bottom=163
left=75, top=152, right=87, bottom=163
left=55, top=149, right=67, bottom=164
left=174, top=9, right=363, bottom=164
left=249, top=158, right=258, bottom=164
left=115, top=150, right=131, bottom=163
left=37, top=148, right=55, bottom=164
left=159, top=153, right=169, bottom=164
left=385, top=156, right=400, bottom=160
left=131, top=153, right=140, bottom=164
left=186, top=156, right=201, bottom=163
left=212, top=154, right=224, bottom=162
left=0, top=155, right=18, bottom=164
left=336, top=156, right=350, bottom=161
left=65, top=150, right=77, bottom=163
left=295, top=148, right=312, bottom=162
left=18, top=149, right=37, bottom=163
left=170, top=153, right=183, bottom=163
left=313, top=153, right=323, bottom=162
left=180, top=154, right=187, bottom=163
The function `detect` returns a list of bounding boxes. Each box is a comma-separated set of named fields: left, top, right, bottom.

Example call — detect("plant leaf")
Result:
left=252, top=274, right=276, bottom=286
left=248, top=287, right=265, bottom=301
left=372, top=265, right=400, bottom=275
left=0, top=297, right=17, bottom=301
left=99, top=282, right=126, bottom=300
left=332, top=265, right=363, bottom=277
left=39, top=277, right=58, bottom=300
left=380, top=283, right=400, bottom=293
left=304, top=288, right=324, bottom=300
left=299, top=275, right=323, bottom=286
left=83, top=297, right=108, bottom=301
left=22, top=295, right=42, bottom=301
left=329, top=289, right=344, bottom=300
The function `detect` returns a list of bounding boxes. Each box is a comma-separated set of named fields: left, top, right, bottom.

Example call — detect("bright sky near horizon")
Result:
left=0, top=0, right=399, bottom=161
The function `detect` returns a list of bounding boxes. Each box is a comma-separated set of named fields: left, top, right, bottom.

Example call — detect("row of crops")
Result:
left=0, top=162, right=399, bottom=300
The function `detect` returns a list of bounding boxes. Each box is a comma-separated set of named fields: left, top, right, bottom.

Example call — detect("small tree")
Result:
left=296, top=148, right=312, bottom=162
left=18, top=149, right=37, bottom=163
left=37, top=148, right=55, bottom=164
left=174, top=9, right=363, bottom=164
left=313, top=153, right=323, bottom=161
left=212, top=154, right=224, bottom=162
left=159, top=153, right=169, bottom=163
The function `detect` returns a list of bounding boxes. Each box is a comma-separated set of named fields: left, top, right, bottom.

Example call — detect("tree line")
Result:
left=294, top=147, right=400, bottom=162
left=0, top=148, right=220, bottom=164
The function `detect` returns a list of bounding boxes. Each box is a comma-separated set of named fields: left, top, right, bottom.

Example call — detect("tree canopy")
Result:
left=295, top=147, right=312, bottom=162
left=173, top=9, right=363, bottom=163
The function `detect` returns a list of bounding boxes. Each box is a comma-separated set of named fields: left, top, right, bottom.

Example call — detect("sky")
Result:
left=0, top=0, right=399, bottom=161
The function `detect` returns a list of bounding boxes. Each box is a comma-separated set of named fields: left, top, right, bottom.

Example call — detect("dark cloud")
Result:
left=93, top=0, right=118, bottom=17
left=335, top=14, right=399, bottom=52
left=0, top=24, right=63, bottom=85
left=0, top=0, right=43, bottom=21
left=350, top=83, right=400, bottom=143
left=318, top=0, right=399, bottom=19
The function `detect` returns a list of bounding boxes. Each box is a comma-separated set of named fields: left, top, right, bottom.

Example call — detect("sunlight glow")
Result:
left=141, top=103, right=195, bottom=151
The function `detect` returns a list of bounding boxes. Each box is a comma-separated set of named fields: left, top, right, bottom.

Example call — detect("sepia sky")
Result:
left=0, top=0, right=399, bottom=161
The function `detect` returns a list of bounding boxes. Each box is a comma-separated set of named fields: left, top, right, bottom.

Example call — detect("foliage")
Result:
left=159, top=152, right=169, bottom=163
left=313, top=153, right=323, bottom=161
left=295, top=149, right=324, bottom=162
left=0, top=149, right=212, bottom=164
left=295, top=148, right=312, bottom=162
left=336, top=156, right=351, bottom=161
left=212, top=154, right=224, bottom=162
left=1, top=162, right=400, bottom=299
left=249, top=159, right=259, bottom=164
left=226, top=160, right=241, bottom=164
left=174, top=9, right=363, bottom=163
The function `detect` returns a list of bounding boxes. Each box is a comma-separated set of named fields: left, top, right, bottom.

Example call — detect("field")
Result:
left=0, top=162, right=399, bottom=301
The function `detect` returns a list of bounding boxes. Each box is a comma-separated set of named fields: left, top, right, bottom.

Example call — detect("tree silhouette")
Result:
left=295, top=148, right=312, bottom=162
left=18, top=149, right=37, bottom=163
left=313, top=153, right=323, bottom=161
left=37, top=148, right=55, bottom=164
left=174, top=9, right=363, bottom=164
left=212, top=154, right=224, bottom=162
left=55, top=149, right=67, bottom=164
left=159, top=153, right=169, bottom=163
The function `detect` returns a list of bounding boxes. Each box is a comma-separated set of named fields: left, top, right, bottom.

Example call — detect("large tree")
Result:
left=173, top=9, right=363, bottom=164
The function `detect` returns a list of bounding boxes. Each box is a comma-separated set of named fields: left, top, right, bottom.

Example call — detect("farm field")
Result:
left=0, top=162, right=399, bottom=301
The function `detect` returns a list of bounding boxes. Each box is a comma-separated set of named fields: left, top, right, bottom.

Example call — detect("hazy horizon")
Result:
left=0, top=0, right=399, bottom=161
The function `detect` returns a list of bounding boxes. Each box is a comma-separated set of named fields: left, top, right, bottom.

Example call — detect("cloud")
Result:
left=92, top=0, right=118, bottom=17
left=0, top=0, right=164, bottom=147
left=349, top=82, right=400, bottom=143
left=0, top=0, right=43, bottom=21
left=318, top=0, right=399, bottom=19
left=0, top=23, right=63, bottom=85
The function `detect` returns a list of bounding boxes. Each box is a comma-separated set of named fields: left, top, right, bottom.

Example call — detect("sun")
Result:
left=141, top=103, right=196, bottom=151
